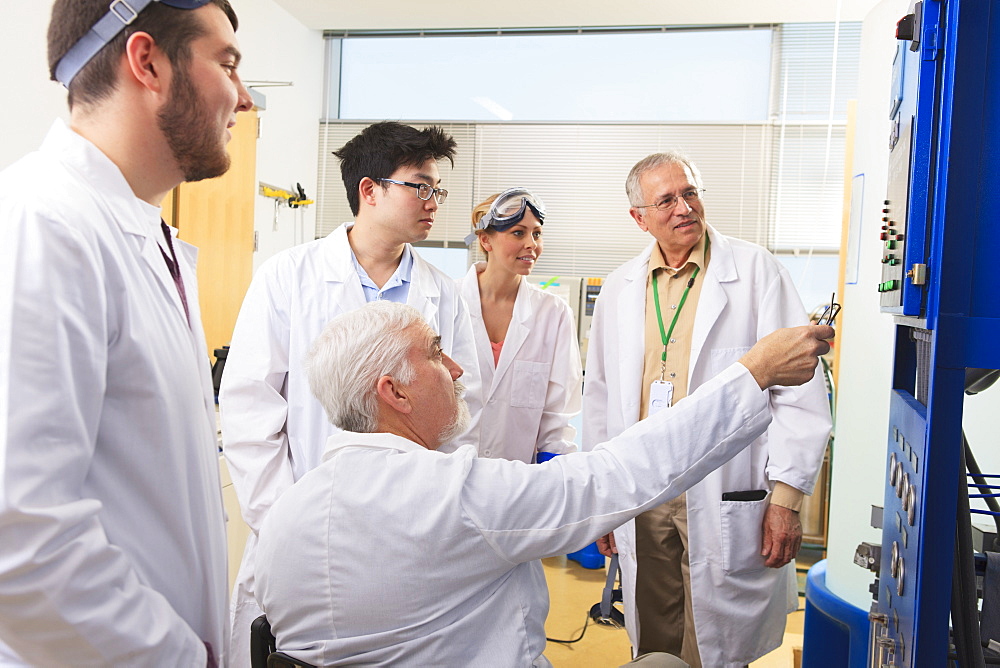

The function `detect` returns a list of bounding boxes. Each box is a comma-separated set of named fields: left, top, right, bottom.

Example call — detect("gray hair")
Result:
left=305, top=301, right=420, bottom=433
left=625, top=152, right=704, bottom=207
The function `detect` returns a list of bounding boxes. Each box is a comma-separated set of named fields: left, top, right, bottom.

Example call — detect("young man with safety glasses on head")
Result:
left=0, top=1, right=253, bottom=665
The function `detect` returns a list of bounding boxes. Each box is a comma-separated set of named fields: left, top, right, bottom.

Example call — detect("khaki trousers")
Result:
left=634, top=493, right=701, bottom=668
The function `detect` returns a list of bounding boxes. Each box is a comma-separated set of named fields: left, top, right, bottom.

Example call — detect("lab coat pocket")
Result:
left=510, top=361, right=551, bottom=409
left=719, top=496, right=769, bottom=575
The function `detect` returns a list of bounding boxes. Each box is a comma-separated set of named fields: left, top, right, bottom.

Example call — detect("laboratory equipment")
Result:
left=805, top=1, right=1000, bottom=666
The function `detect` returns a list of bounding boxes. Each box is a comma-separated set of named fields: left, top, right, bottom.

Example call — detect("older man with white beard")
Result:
left=253, top=301, right=833, bottom=667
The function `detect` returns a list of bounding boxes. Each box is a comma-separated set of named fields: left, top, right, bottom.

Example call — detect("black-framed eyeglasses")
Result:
left=817, top=293, right=842, bottom=326
left=377, top=178, right=449, bottom=204
left=635, top=188, right=706, bottom=212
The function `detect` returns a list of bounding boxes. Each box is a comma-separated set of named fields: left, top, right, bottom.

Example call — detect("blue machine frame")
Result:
left=869, top=0, right=1000, bottom=665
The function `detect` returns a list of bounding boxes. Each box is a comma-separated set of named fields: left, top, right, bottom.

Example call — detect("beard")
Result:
left=438, top=380, right=471, bottom=445
left=157, top=62, right=231, bottom=183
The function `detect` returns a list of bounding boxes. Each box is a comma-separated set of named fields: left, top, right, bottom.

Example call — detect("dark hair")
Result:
left=333, top=122, right=457, bottom=216
left=47, top=0, right=238, bottom=109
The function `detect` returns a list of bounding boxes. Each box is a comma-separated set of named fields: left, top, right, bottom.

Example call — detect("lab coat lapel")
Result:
left=322, top=224, right=367, bottom=316
left=174, top=239, right=218, bottom=426
left=619, top=246, right=652, bottom=424
left=50, top=120, right=193, bottom=338
left=492, top=280, right=532, bottom=394
left=137, top=228, right=193, bottom=329
left=689, top=227, right=734, bottom=374
left=408, top=253, right=440, bottom=327
left=460, top=265, right=497, bottom=396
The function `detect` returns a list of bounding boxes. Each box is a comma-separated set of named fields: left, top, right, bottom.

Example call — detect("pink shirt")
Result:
left=490, top=340, right=504, bottom=367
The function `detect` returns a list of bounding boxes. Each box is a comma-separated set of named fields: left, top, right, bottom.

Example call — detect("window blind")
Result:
left=767, top=22, right=860, bottom=251
left=314, top=22, right=860, bottom=277
left=316, top=120, right=844, bottom=275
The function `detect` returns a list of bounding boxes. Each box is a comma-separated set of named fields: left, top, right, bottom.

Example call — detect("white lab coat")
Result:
left=0, top=120, right=227, bottom=666
left=220, top=222, right=482, bottom=666
left=583, top=226, right=831, bottom=667
left=255, top=362, right=772, bottom=667
left=458, top=263, right=582, bottom=463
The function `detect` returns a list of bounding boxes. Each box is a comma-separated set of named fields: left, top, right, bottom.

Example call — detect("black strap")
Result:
left=160, top=221, right=190, bottom=327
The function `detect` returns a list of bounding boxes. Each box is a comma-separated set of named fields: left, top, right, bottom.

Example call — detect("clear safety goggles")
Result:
left=466, top=187, right=546, bottom=246
left=476, top=188, right=546, bottom=231
left=55, top=0, right=213, bottom=88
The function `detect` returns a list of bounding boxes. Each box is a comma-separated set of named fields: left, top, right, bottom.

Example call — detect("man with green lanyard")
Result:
left=583, top=152, right=831, bottom=667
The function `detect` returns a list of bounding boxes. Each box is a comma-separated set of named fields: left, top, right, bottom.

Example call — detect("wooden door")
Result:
left=165, top=109, right=258, bottom=359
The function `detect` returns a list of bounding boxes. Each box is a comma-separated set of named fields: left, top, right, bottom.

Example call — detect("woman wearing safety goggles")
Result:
left=457, top=188, right=583, bottom=464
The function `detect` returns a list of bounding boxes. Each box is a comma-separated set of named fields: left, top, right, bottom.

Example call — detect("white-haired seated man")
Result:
left=254, top=301, right=832, bottom=667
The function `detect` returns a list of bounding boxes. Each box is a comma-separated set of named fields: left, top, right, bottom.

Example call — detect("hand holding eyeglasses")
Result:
left=816, top=292, right=841, bottom=326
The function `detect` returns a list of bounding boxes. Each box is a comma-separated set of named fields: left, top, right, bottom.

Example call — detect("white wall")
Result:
left=826, top=0, right=1000, bottom=611
left=229, top=0, right=325, bottom=268
left=0, top=1, right=324, bottom=271
left=0, top=4, right=69, bottom=170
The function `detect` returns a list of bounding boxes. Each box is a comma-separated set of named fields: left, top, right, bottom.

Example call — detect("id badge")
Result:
left=648, top=380, right=674, bottom=416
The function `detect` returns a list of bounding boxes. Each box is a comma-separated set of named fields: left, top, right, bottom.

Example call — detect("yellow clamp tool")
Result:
left=259, top=182, right=314, bottom=208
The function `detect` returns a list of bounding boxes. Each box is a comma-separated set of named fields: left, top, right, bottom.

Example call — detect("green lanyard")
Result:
left=652, top=264, right=700, bottom=381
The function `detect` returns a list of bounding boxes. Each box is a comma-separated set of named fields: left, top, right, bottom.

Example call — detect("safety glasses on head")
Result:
left=466, top=187, right=546, bottom=246
left=55, top=0, right=213, bottom=88
left=477, top=188, right=546, bottom=231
